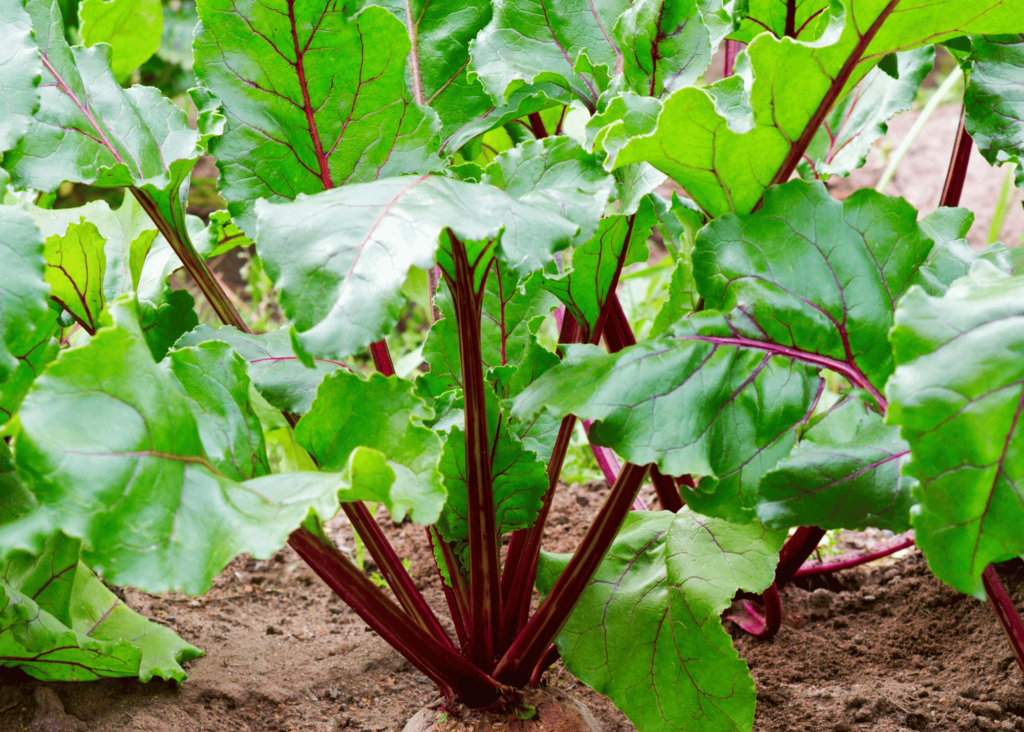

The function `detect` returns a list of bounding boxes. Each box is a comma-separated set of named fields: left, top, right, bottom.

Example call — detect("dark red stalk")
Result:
left=446, top=232, right=502, bottom=669
left=494, top=462, right=651, bottom=687
left=775, top=526, right=827, bottom=589
left=528, top=112, right=548, bottom=140
left=428, top=528, right=469, bottom=649
left=724, top=40, right=740, bottom=77
left=288, top=527, right=501, bottom=707
left=581, top=419, right=648, bottom=511
left=982, top=565, right=1024, bottom=676
left=793, top=532, right=915, bottom=578
left=727, top=582, right=782, bottom=639
left=529, top=645, right=561, bottom=687
left=939, top=107, right=973, bottom=208
left=369, top=340, right=396, bottom=376
left=784, top=0, right=797, bottom=37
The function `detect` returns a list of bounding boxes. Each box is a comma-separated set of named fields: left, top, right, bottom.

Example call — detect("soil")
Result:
left=1, top=480, right=1022, bottom=732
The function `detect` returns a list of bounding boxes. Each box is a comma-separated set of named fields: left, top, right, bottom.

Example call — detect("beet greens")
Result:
left=1, top=0, right=1024, bottom=728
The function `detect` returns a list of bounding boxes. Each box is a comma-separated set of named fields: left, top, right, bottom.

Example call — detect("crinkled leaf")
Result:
left=888, top=263, right=1024, bottom=599
left=513, top=330, right=821, bottom=521
left=537, top=510, right=784, bottom=732
left=0, top=298, right=391, bottom=595
left=140, top=288, right=198, bottom=360
left=193, top=2, right=440, bottom=234
left=175, top=325, right=348, bottom=416
left=1, top=533, right=81, bottom=624
left=79, top=0, right=163, bottom=79
left=468, top=0, right=628, bottom=109
left=611, top=0, right=1024, bottom=217
left=0, top=440, right=35, bottom=520
left=964, top=35, right=1024, bottom=192
left=615, top=0, right=714, bottom=98
left=42, top=218, right=106, bottom=334
left=165, top=341, right=270, bottom=482
left=0, top=0, right=41, bottom=153
left=539, top=194, right=656, bottom=340
left=0, top=307, right=59, bottom=424
left=757, top=395, right=912, bottom=531
left=0, top=206, right=49, bottom=383
left=694, top=180, right=933, bottom=392
left=295, top=370, right=445, bottom=525
left=798, top=46, right=933, bottom=180
left=255, top=175, right=578, bottom=362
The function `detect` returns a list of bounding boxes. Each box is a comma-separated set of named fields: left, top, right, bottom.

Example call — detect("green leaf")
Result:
left=255, top=175, right=578, bottom=362
left=193, top=2, right=441, bottom=234
left=538, top=510, right=784, bottom=732
left=798, top=46, right=933, bottom=180
left=694, top=180, right=933, bottom=393
left=5, top=0, right=203, bottom=260
left=0, top=0, right=41, bottom=153
left=964, top=34, right=1024, bottom=192
left=615, top=0, right=714, bottom=98
left=887, top=263, right=1024, bottom=599
left=79, top=0, right=163, bottom=79
left=0, top=440, right=35, bottom=520
left=757, top=394, right=912, bottom=531
left=295, top=371, right=446, bottom=525
left=728, top=0, right=831, bottom=43
left=165, top=341, right=270, bottom=482
left=611, top=0, right=1024, bottom=217
left=175, top=325, right=349, bottom=416
left=42, top=218, right=106, bottom=334
left=0, top=297, right=388, bottom=594
left=140, top=289, right=198, bottom=361
left=0, top=307, right=59, bottom=425
left=468, top=0, right=626, bottom=109
left=0, top=206, right=49, bottom=383
left=539, top=194, right=656, bottom=340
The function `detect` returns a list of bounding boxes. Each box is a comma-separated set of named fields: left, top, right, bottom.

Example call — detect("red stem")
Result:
left=428, top=528, right=469, bottom=649
left=728, top=582, right=782, bottom=639
left=528, top=112, right=548, bottom=140
left=793, top=532, right=915, bottom=578
left=724, top=40, right=740, bottom=77
left=775, top=526, right=827, bottom=590
left=982, top=565, right=1024, bottom=676
left=493, top=462, right=651, bottom=687
left=447, top=232, right=502, bottom=669
left=939, top=106, right=973, bottom=208
left=288, top=527, right=501, bottom=707
left=529, top=644, right=561, bottom=687
left=370, top=340, right=396, bottom=376
left=581, top=419, right=648, bottom=511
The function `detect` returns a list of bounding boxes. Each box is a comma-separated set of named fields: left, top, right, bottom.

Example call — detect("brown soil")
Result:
left=1, top=480, right=1022, bottom=732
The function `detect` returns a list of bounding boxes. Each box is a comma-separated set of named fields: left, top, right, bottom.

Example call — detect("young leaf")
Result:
left=609, top=0, right=1024, bottom=216
left=888, top=263, right=1024, bottom=599
left=798, top=46, right=933, bottom=180
left=0, top=298, right=393, bottom=594
left=295, top=371, right=446, bottom=525
left=193, top=2, right=441, bottom=233
left=41, top=219, right=106, bottom=334
left=255, top=175, right=578, bottom=362
left=79, top=0, right=163, bottom=79
left=175, top=325, right=349, bottom=416
left=0, top=0, right=41, bottom=153
left=537, top=510, right=784, bottom=732
left=757, top=395, right=912, bottom=531
left=140, top=289, right=199, bottom=360
left=964, top=34, right=1024, bottom=192
left=0, top=206, right=49, bottom=383
left=165, top=341, right=271, bottom=482
left=538, top=195, right=657, bottom=340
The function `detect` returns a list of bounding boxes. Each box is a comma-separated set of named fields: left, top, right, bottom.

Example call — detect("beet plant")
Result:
left=1, top=0, right=1024, bottom=727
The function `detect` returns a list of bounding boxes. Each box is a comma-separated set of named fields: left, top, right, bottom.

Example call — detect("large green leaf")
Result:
left=609, top=0, right=1024, bottom=217
left=0, top=0, right=41, bottom=153
left=79, top=0, right=163, bottom=79
left=0, top=307, right=59, bottom=424
left=0, top=205, right=49, bottom=383
left=694, top=180, right=933, bottom=393
left=165, top=341, right=271, bottom=482
left=4, top=0, right=204, bottom=262
left=295, top=370, right=446, bottom=525
left=0, top=298, right=397, bottom=594
left=175, top=325, right=349, bottom=416
left=1, top=534, right=201, bottom=682
left=538, top=510, right=784, bottom=732
left=255, top=175, right=578, bottom=362
left=41, top=218, right=106, bottom=334
left=539, top=194, right=656, bottom=340
left=728, top=0, right=830, bottom=43
left=757, top=394, right=912, bottom=531
left=888, top=263, right=1024, bottom=599
left=798, top=46, right=933, bottom=180
left=193, top=2, right=440, bottom=234
left=964, top=34, right=1024, bottom=192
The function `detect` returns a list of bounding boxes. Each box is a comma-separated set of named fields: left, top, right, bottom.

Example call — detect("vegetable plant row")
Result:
left=0, top=0, right=1023, bottom=727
